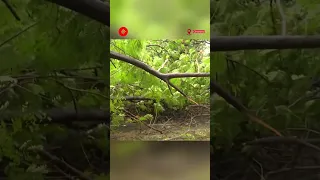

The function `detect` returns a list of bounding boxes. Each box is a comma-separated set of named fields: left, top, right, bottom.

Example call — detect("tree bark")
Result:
left=46, top=0, right=110, bottom=26
left=211, top=36, right=320, bottom=51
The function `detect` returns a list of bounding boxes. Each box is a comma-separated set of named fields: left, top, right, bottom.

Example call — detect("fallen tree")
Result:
left=110, top=51, right=209, bottom=100
left=39, top=0, right=320, bottom=136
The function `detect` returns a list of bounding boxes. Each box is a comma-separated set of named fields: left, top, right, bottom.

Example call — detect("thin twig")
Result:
left=266, top=166, right=320, bottom=179
left=123, top=109, right=163, bottom=134
left=246, top=136, right=320, bottom=152
left=33, top=148, right=93, bottom=180
left=1, top=0, right=20, bottom=21
left=53, top=165, right=75, bottom=180
left=227, top=58, right=270, bottom=83
left=0, top=22, right=37, bottom=48
left=46, top=77, right=108, bottom=100
left=54, top=79, right=78, bottom=114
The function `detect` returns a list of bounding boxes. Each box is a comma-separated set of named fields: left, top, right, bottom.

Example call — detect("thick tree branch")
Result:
left=110, top=51, right=209, bottom=79
left=46, top=0, right=110, bottom=26
left=15, top=73, right=105, bottom=82
left=110, top=51, right=209, bottom=100
left=115, top=96, right=154, bottom=101
left=46, top=108, right=109, bottom=124
left=210, top=36, right=320, bottom=51
left=2, top=108, right=109, bottom=124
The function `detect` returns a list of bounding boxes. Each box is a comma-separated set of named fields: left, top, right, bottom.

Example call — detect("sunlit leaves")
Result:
left=110, top=39, right=209, bottom=125
left=0, top=76, right=17, bottom=83
left=139, top=114, right=153, bottom=121
left=153, top=102, right=164, bottom=113
left=266, top=70, right=287, bottom=82
left=27, top=84, right=44, bottom=95
left=26, top=164, right=48, bottom=173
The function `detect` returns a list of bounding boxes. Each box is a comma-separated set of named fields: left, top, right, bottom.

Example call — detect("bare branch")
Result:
left=226, top=58, right=270, bottom=83
left=1, top=0, right=20, bottom=21
left=2, top=108, right=109, bottom=124
left=110, top=51, right=209, bottom=100
left=210, top=36, right=320, bottom=51
left=46, top=0, right=110, bottom=26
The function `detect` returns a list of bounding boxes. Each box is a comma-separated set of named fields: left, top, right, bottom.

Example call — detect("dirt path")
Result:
left=111, top=114, right=210, bottom=141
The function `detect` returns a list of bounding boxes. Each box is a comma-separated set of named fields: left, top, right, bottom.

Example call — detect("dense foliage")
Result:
left=1, top=1, right=109, bottom=179
left=211, top=1, right=320, bottom=180
left=110, top=39, right=210, bottom=127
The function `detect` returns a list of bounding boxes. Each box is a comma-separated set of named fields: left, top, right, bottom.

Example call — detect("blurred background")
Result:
left=111, top=141, right=210, bottom=180
left=110, top=0, right=210, bottom=39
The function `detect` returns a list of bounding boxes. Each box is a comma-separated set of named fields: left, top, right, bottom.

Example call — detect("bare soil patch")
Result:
left=111, top=104, right=210, bottom=141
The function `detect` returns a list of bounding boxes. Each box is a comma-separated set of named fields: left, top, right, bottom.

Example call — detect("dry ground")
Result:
left=111, top=104, right=210, bottom=141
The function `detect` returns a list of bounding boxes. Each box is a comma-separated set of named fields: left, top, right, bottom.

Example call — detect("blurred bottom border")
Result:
left=110, top=141, right=210, bottom=180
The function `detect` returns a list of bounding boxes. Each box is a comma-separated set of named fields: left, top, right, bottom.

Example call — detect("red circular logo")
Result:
left=118, top=27, right=128, bottom=37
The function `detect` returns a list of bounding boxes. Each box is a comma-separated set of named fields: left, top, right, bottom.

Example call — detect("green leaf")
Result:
left=211, top=52, right=227, bottom=74
left=0, top=76, right=17, bottom=83
left=27, top=84, right=44, bottom=95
